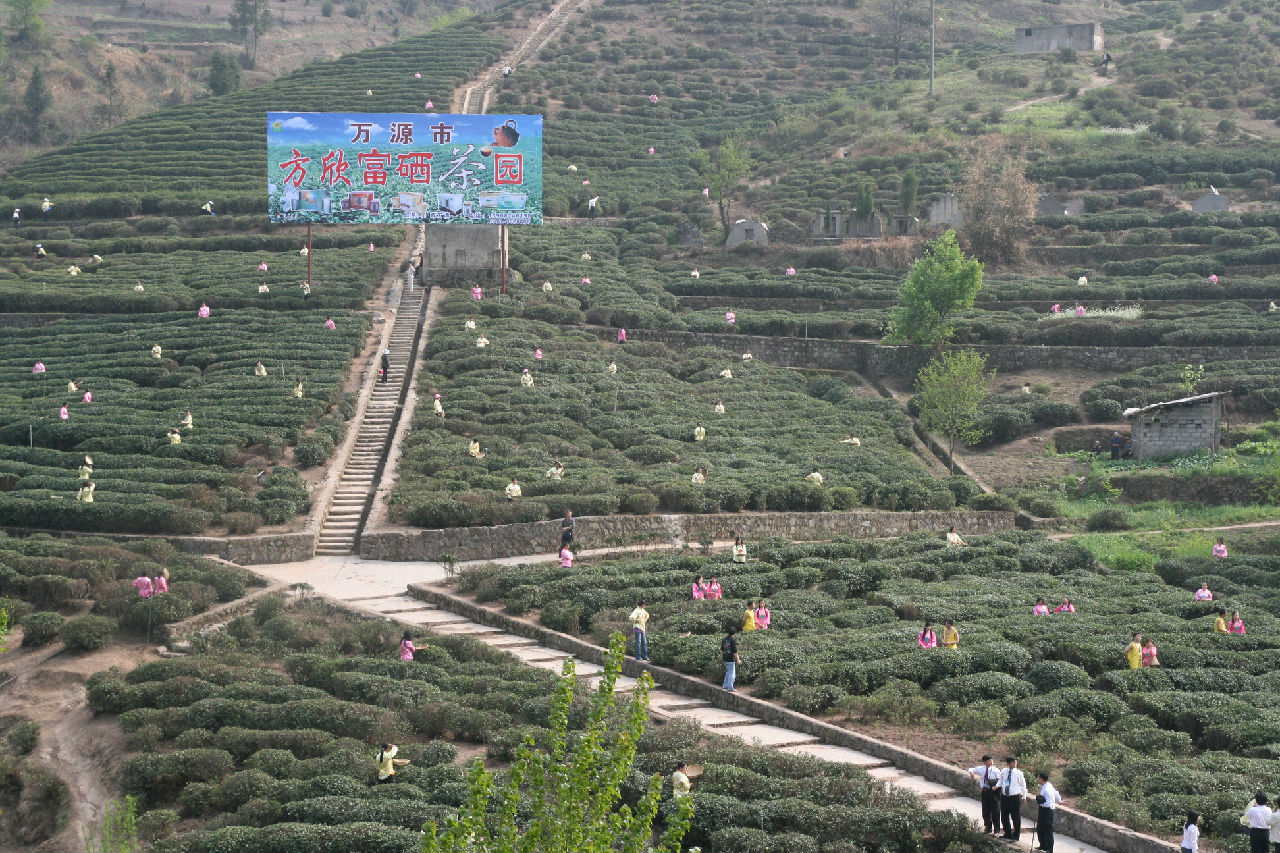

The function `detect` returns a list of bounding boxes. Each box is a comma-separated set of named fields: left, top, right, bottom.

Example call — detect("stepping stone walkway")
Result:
left=306, top=578, right=1112, bottom=853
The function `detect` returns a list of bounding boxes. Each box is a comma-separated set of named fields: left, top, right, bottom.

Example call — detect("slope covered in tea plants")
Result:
left=83, top=600, right=984, bottom=853
left=459, top=531, right=1280, bottom=845
left=388, top=315, right=946, bottom=528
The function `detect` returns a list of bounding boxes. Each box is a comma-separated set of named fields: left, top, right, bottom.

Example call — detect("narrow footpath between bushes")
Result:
left=249, top=550, right=1163, bottom=853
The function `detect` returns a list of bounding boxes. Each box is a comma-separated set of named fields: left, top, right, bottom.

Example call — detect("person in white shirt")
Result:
left=465, top=318, right=476, bottom=331
left=946, top=526, right=966, bottom=546
left=967, top=754, right=1002, bottom=834
left=806, top=470, right=823, bottom=485
left=1246, top=793, right=1272, bottom=853
left=1035, top=771, right=1063, bottom=853
left=693, top=423, right=705, bottom=442
left=475, top=334, right=489, bottom=348
left=605, top=361, right=617, bottom=375
left=691, top=467, right=706, bottom=485
left=719, top=366, right=733, bottom=379
left=504, top=478, right=522, bottom=501
left=714, top=400, right=725, bottom=414
left=546, top=460, right=564, bottom=480
left=999, top=756, right=1028, bottom=841
left=1181, top=810, right=1200, bottom=853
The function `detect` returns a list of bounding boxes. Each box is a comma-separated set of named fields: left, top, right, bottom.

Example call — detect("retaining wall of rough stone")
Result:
left=577, top=326, right=1280, bottom=379
left=360, top=510, right=1015, bottom=562
left=408, top=584, right=1179, bottom=853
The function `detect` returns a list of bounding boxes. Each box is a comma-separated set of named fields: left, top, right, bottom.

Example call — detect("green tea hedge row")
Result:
left=464, top=532, right=1280, bottom=841
left=90, top=603, right=977, bottom=853
left=0, top=311, right=364, bottom=532
left=390, top=315, right=944, bottom=527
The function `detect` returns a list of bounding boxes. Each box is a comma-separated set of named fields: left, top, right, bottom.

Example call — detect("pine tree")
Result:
left=23, top=66, right=51, bottom=141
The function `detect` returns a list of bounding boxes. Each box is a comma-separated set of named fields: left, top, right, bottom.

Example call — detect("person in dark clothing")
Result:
left=1109, top=431, right=1124, bottom=460
left=721, top=628, right=740, bottom=691
left=380, top=349, right=391, bottom=383
left=560, top=510, right=574, bottom=547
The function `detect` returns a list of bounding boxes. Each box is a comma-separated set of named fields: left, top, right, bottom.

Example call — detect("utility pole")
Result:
left=928, top=0, right=936, bottom=97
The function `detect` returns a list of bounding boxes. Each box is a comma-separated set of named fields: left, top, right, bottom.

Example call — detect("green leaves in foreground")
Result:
left=421, top=632, right=693, bottom=853
left=886, top=229, right=984, bottom=347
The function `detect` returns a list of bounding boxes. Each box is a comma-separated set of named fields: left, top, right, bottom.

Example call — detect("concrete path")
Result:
left=250, top=553, right=1109, bottom=853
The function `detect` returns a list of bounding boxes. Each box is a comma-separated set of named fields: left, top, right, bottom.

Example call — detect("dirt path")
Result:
left=1004, top=73, right=1113, bottom=114
left=450, top=0, right=592, bottom=113
left=0, top=640, right=159, bottom=852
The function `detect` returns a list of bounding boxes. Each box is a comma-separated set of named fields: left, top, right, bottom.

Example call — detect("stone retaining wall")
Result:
left=360, top=510, right=1014, bottom=562
left=1113, top=473, right=1263, bottom=504
left=408, top=584, right=1179, bottom=853
left=576, top=326, right=1280, bottom=379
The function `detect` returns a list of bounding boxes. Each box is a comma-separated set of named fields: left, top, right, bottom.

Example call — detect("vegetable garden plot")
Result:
left=85, top=604, right=979, bottom=853
left=0, top=311, right=366, bottom=533
left=461, top=532, right=1280, bottom=842
left=390, top=317, right=942, bottom=527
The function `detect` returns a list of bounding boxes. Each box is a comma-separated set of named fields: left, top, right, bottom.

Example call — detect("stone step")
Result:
left=669, top=707, right=760, bottom=728
left=715, top=724, right=820, bottom=749
left=314, top=548, right=353, bottom=556
left=479, top=635, right=540, bottom=648
left=778, top=744, right=888, bottom=767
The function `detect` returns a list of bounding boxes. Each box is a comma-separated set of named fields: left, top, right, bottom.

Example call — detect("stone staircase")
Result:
left=315, top=291, right=426, bottom=556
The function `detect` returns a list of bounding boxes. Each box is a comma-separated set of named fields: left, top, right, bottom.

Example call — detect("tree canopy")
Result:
left=914, top=349, right=993, bottom=474
left=886, top=229, right=984, bottom=346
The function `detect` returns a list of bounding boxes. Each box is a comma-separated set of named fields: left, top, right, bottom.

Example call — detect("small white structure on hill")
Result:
left=727, top=219, right=768, bottom=247
left=928, top=193, right=965, bottom=227
left=1014, top=23, right=1104, bottom=53
left=1036, top=194, right=1070, bottom=217
left=1123, top=392, right=1227, bottom=460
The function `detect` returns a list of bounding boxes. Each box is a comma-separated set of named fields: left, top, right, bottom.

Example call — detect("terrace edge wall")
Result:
left=359, top=509, right=1014, bottom=562
left=0, top=526, right=315, bottom=565
left=573, top=326, right=1280, bottom=378
left=407, top=583, right=1180, bottom=853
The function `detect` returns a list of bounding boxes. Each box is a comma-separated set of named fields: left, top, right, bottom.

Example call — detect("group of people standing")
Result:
left=967, top=756, right=1061, bottom=851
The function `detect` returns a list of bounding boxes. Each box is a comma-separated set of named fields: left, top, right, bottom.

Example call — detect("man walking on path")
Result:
left=968, top=754, right=1002, bottom=835
left=380, top=349, right=391, bottom=383
left=1000, top=756, right=1028, bottom=841
left=721, top=627, right=739, bottom=691
left=629, top=600, right=649, bottom=660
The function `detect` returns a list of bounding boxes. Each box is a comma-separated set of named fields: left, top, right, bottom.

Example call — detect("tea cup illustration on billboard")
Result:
left=493, top=119, right=520, bottom=148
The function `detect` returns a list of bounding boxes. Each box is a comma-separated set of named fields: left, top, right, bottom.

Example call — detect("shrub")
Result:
left=968, top=493, right=1015, bottom=511
left=620, top=491, right=659, bottom=514
left=5, top=720, right=39, bottom=756
left=950, top=699, right=1008, bottom=738
left=539, top=599, right=581, bottom=634
left=1025, top=661, right=1091, bottom=694
left=1086, top=507, right=1132, bottom=531
left=58, top=615, right=115, bottom=651
left=1086, top=399, right=1125, bottom=422
left=20, top=611, right=63, bottom=646
left=1109, top=551, right=1155, bottom=572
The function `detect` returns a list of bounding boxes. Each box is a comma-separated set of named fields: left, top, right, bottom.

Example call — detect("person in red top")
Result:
left=1229, top=611, right=1246, bottom=634
left=706, top=577, right=722, bottom=600
left=152, top=571, right=168, bottom=595
left=917, top=621, right=938, bottom=649
left=692, top=576, right=706, bottom=601
left=1054, top=597, right=1075, bottom=613
left=132, top=573, right=153, bottom=598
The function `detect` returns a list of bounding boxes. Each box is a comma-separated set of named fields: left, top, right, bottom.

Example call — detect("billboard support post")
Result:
left=307, top=223, right=312, bottom=286
left=500, top=224, right=507, bottom=295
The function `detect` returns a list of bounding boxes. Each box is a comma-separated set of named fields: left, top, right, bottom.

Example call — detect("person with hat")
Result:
left=968, top=754, right=1002, bottom=834
left=671, top=762, right=691, bottom=799
left=380, top=348, right=391, bottom=383
left=520, top=368, right=534, bottom=388
left=433, top=393, right=444, bottom=417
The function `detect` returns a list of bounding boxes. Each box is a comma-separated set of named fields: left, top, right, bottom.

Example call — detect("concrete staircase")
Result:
left=315, top=291, right=426, bottom=556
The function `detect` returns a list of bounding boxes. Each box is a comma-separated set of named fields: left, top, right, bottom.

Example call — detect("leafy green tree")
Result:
left=694, top=138, right=751, bottom=239
left=854, top=179, right=876, bottom=222
left=23, top=66, right=51, bottom=140
left=900, top=170, right=919, bottom=215
left=421, top=633, right=693, bottom=853
left=5, top=0, right=48, bottom=43
left=0, top=605, right=9, bottom=652
left=915, top=349, right=993, bottom=474
left=83, top=794, right=140, bottom=853
left=97, top=62, right=125, bottom=128
left=228, top=0, right=272, bottom=66
left=887, top=229, right=984, bottom=346
left=208, top=51, right=242, bottom=96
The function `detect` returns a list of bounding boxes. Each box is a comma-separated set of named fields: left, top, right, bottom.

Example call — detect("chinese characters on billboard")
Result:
left=267, top=112, right=543, bottom=225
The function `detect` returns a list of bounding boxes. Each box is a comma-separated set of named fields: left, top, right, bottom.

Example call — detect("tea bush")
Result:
left=472, top=534, right=1280, bottom=843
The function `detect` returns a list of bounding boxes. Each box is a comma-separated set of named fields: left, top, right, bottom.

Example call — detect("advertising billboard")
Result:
left=267, top=112, right=542, bottom=225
